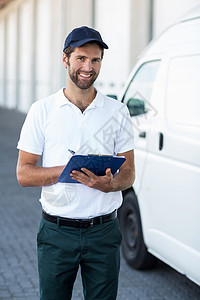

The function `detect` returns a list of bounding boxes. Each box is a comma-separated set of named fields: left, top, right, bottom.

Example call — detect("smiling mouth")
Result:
left=79, top=72, right=93, bottom=78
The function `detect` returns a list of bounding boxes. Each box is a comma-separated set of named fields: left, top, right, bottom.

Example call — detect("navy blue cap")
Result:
left=63, top=26, right=108, bottom=51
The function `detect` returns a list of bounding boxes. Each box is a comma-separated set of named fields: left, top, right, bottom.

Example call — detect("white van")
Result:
left=118, top=7, right=200, bottom=286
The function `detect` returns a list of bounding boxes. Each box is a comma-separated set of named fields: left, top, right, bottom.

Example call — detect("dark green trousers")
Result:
left=37, top=216, right=122, bottom=300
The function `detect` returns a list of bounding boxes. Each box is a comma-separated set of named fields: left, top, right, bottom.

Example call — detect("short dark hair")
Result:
left=63, top=46, right=75, bottom=59
left=63, top=42, right=104, bottom=59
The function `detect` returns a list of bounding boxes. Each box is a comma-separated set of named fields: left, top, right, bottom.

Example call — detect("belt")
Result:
left=42, top=210, right=117, bottom=229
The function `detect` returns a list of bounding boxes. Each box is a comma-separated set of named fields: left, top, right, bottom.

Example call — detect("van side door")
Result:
left=141, top=54, right=200, bottom=284
left=122, top=60, right=160, bottom=195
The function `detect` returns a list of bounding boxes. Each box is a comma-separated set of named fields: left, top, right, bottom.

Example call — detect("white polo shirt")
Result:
left=17, top=88, right=134, bottom=218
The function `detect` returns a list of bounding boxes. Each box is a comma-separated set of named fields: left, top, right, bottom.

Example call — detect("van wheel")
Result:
left=119, top=190, right=157, bottom=270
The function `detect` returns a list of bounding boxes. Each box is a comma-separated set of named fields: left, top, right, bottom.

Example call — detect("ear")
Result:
left=62, top=53, right=69, bottom=68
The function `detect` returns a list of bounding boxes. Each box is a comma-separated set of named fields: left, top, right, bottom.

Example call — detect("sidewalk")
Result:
left=0, top=108, right=40, bottom=299
left=0, top=108, right=83, bottom=299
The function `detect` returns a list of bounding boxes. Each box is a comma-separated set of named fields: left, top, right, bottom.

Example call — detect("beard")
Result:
left=67, top=63, right=99, bottom=90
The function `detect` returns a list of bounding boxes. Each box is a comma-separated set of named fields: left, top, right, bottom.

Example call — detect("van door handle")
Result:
left=139, top=131, right=146, bottom=138
left=159, top=132, right=164, bottom=150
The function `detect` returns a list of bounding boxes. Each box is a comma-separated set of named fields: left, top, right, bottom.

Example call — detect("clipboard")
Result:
left=57, top=154, right=126, bottom=183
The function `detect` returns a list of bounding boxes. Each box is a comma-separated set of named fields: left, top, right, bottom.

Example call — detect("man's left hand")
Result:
left=70, top=168, right=114, bottom=193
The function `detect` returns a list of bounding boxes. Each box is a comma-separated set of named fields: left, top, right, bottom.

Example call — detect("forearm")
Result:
left=110, top=167, right=135, bottom=192
left=17, top=164, right=64, bottom=187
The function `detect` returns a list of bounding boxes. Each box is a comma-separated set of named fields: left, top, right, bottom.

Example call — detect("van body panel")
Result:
left=119, top=14, right=200, bottom=285
left=140, top=18, right=200, bottom=57
left=147, top=230, right=200, bottom=286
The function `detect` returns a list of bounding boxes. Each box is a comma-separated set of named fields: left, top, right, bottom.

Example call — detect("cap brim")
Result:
left=69, top=38, right=109, bottom=49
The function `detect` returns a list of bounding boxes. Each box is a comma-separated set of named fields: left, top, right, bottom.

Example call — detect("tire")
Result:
left=119, top=189, right=157, bottom=270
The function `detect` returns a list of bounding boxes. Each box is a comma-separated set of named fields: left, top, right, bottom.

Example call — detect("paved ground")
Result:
left=0, top=107, right=200, bottom=300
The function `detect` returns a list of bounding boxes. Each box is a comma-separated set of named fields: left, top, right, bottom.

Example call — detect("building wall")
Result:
left=0, top=0, right=200, bottom=112
left=94, top=0, right=132, bottom=94
left=0, top=0, right=94, bottom=112
left=153, top=0, right=200, bottom=37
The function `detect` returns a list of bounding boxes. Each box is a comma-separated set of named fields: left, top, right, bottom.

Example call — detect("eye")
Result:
left=77, top=56, right=85, bottom=61
left=92, top=58, right=101, bottom=63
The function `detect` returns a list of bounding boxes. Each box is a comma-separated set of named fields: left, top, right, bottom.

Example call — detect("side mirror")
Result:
left=107, top=94, right=118, bottom=100
left=126, top=98, right=146, bottom=116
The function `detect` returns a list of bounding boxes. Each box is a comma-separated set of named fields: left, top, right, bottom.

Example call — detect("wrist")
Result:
left=101, top=178, right=115, bottom=193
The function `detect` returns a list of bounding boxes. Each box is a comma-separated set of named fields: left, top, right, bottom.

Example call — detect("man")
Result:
left=16, top=26, right=135, bottom=300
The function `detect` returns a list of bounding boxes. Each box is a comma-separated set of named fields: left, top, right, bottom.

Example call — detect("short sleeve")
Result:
left=114, top=105, right=134, bottom=154
left=17, top=102, right=45, bottom=155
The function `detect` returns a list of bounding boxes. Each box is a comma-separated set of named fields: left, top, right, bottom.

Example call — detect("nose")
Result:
left=83, top=59, right=92, bottom=72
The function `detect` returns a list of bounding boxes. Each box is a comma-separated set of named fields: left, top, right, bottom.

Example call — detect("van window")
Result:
left=122, top=61, right=160, bottom=116
left=167, top=55, right=200, bottom=127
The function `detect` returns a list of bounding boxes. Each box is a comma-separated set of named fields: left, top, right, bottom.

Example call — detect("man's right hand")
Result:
left=16, top=150, right=65, bottom=187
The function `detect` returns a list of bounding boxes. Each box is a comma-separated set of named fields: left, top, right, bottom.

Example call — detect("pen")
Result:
left=68, top=149, right=75, bottom=155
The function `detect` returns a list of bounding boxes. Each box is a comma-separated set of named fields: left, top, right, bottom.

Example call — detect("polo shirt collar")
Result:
left=87, top=89, right=104, bottom=109
left=55, top=88, right=72, bottom=108
left=55, top=88, right=104, bottom=108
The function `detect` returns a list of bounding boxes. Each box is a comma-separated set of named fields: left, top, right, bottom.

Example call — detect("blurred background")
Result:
left=0, top=0, right=200, bottom=113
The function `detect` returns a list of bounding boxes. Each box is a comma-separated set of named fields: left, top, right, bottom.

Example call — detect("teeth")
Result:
left=80, top=73, right=91, bottom=78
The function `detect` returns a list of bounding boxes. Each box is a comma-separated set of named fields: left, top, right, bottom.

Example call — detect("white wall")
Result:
left=0, top=0, right=200, bottom=112
left=35, top=0, right=52, bottom=100
left=129, top=0, right=152, bottom=72
left=0, top=0, right=94, bottom=112
left=95, top=0, right=131, bottom=96
left=6, top=9, right=18, bottom=109
left=18, top=0, right=34, bottom=112
left=153, top=0, right=200, bottom=37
